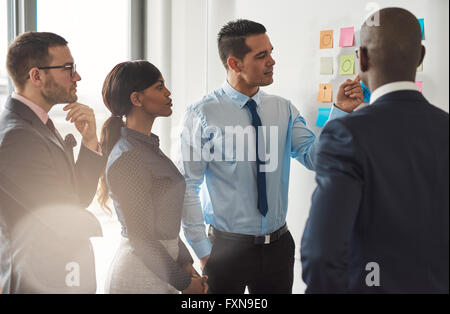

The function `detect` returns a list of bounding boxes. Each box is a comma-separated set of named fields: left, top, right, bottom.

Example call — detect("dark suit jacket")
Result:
left=0, top=97, right=105, bottom=293
left=301, top=90, right=449, bottom=293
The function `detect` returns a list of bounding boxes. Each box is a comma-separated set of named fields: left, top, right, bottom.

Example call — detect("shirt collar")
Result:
left=222, top=80, right=262, bottom=109
left=121, top=127, right=160, bottom=148
left=12, top=92, right=49, bottom=124
left=370, top=81, right=419, bottom=104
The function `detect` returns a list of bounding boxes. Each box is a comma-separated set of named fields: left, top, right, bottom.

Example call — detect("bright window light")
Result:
left=37, top=0, right=129, bottom=294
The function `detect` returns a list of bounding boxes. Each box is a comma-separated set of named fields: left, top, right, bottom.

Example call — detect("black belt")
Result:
left=209, top=224, right=288, bottom=245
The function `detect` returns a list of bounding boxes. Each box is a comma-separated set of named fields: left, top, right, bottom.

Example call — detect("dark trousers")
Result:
left=203, top=230, right=295, bottom=294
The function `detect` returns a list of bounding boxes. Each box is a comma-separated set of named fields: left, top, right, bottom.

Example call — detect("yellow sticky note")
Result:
left=339, top=55, right=354, bottom=75
left=317, top=83, right=332, bottom=102
left=320, top=30, right=333, bottom=49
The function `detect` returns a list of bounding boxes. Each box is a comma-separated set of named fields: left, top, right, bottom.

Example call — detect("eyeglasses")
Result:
left=38, top=64, right=77, bottom=77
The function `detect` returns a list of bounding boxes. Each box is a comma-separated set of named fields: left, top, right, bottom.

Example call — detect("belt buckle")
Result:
left=264, top=234, right=270, bottom=244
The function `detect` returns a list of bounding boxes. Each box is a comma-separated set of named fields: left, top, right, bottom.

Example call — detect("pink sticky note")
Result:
left=416, top=81, right=423, bottom=93
left=340, top=26, right=354, bottom=47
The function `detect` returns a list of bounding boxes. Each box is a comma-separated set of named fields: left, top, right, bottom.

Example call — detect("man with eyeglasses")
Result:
left=0, top=32, right=105, bottom=293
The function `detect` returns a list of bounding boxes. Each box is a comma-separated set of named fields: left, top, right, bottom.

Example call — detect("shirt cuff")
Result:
left=329, top=104, right=350, bottom=121
left=190, top=238, right=212, bottom=259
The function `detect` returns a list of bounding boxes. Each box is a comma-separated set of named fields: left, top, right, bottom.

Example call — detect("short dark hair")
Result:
left=6, top=32, right=68, bottom=90
left=217, top=19, right=266, bottom=69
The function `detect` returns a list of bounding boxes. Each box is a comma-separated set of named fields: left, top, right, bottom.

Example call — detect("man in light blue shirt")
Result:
left=178, top=19, right=363, bottom=294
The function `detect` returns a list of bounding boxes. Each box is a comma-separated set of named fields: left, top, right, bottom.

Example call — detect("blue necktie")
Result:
left=246, top=99, right=268, bottom=216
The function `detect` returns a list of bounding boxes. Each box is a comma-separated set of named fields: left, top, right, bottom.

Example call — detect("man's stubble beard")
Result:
left=41, top=76, right=77, bottom=105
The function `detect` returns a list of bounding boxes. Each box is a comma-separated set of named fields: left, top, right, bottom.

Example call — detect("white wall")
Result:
left=163, top=0, right=449, bottom=246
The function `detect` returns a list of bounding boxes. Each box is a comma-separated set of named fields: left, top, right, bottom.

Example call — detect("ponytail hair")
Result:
left=97, top=60, right=162, bottom=213
left=98, top=116, right=125, bottom=213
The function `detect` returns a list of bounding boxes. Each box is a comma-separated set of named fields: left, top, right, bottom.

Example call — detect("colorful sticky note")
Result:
left=418, top=18, right=424, bottom=40
left=417, top=63, right=423, bottom=72
left=320, top=57, right=333, bottom=75
left=320, top=30, right=333, bottom=49
left=416, top=81, right=423, bottom=93
left=317, top=83, right=332, bottom=102
left=339, top=55, right=354, bottom=75
left=339, top=26, right=354, bottom=47
left=360, top=81, right=371, bottom=103
left=357, top=27, right=361, bottom=46
left=316, top=108, right=331, bottom=127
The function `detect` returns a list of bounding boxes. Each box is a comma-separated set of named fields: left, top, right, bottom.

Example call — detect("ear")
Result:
left=130, top=91, right=142, bottom=107
left=359, top=46, right=369, bottom=72
left=418, top=45, right=426, bottom=67
left=227, top=56, right=242, bottom=73
left=28, top=67, right=44, bottom=87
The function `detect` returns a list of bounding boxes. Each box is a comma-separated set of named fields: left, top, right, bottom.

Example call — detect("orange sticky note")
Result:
left=317, top=83, right=332, bottom=102
left=320, top=30, right=333, bottom=49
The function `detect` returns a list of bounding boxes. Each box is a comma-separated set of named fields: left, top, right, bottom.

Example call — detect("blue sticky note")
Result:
left=357, top=27, right=361, bottom=46
left=418, top=18, right=424, bottom=40
left=360, top=81, right=371, bottom=103
left=316, top=108, right=331, bottom=127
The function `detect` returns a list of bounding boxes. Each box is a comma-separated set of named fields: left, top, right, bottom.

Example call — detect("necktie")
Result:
left=46, top=118, right=58, bottom=138
left=246, top=99, right=268, bottom=216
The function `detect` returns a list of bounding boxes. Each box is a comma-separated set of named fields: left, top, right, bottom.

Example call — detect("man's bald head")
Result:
left=360, top=8, right=424, bottom=90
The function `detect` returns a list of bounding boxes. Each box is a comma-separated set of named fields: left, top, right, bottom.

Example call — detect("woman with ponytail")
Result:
left=99, top=61, right=207, bottom=294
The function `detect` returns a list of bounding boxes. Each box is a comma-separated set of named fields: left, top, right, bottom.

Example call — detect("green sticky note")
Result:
left=320, top=57, right=333, bottom=75
left=339, top=55, right=354, bottom=75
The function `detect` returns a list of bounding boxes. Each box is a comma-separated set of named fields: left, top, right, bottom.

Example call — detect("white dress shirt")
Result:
left=370, top=81, right=419, bottom=104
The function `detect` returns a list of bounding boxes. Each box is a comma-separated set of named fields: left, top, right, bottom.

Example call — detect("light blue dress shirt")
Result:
left=178, top=81, right=348, bottom=258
